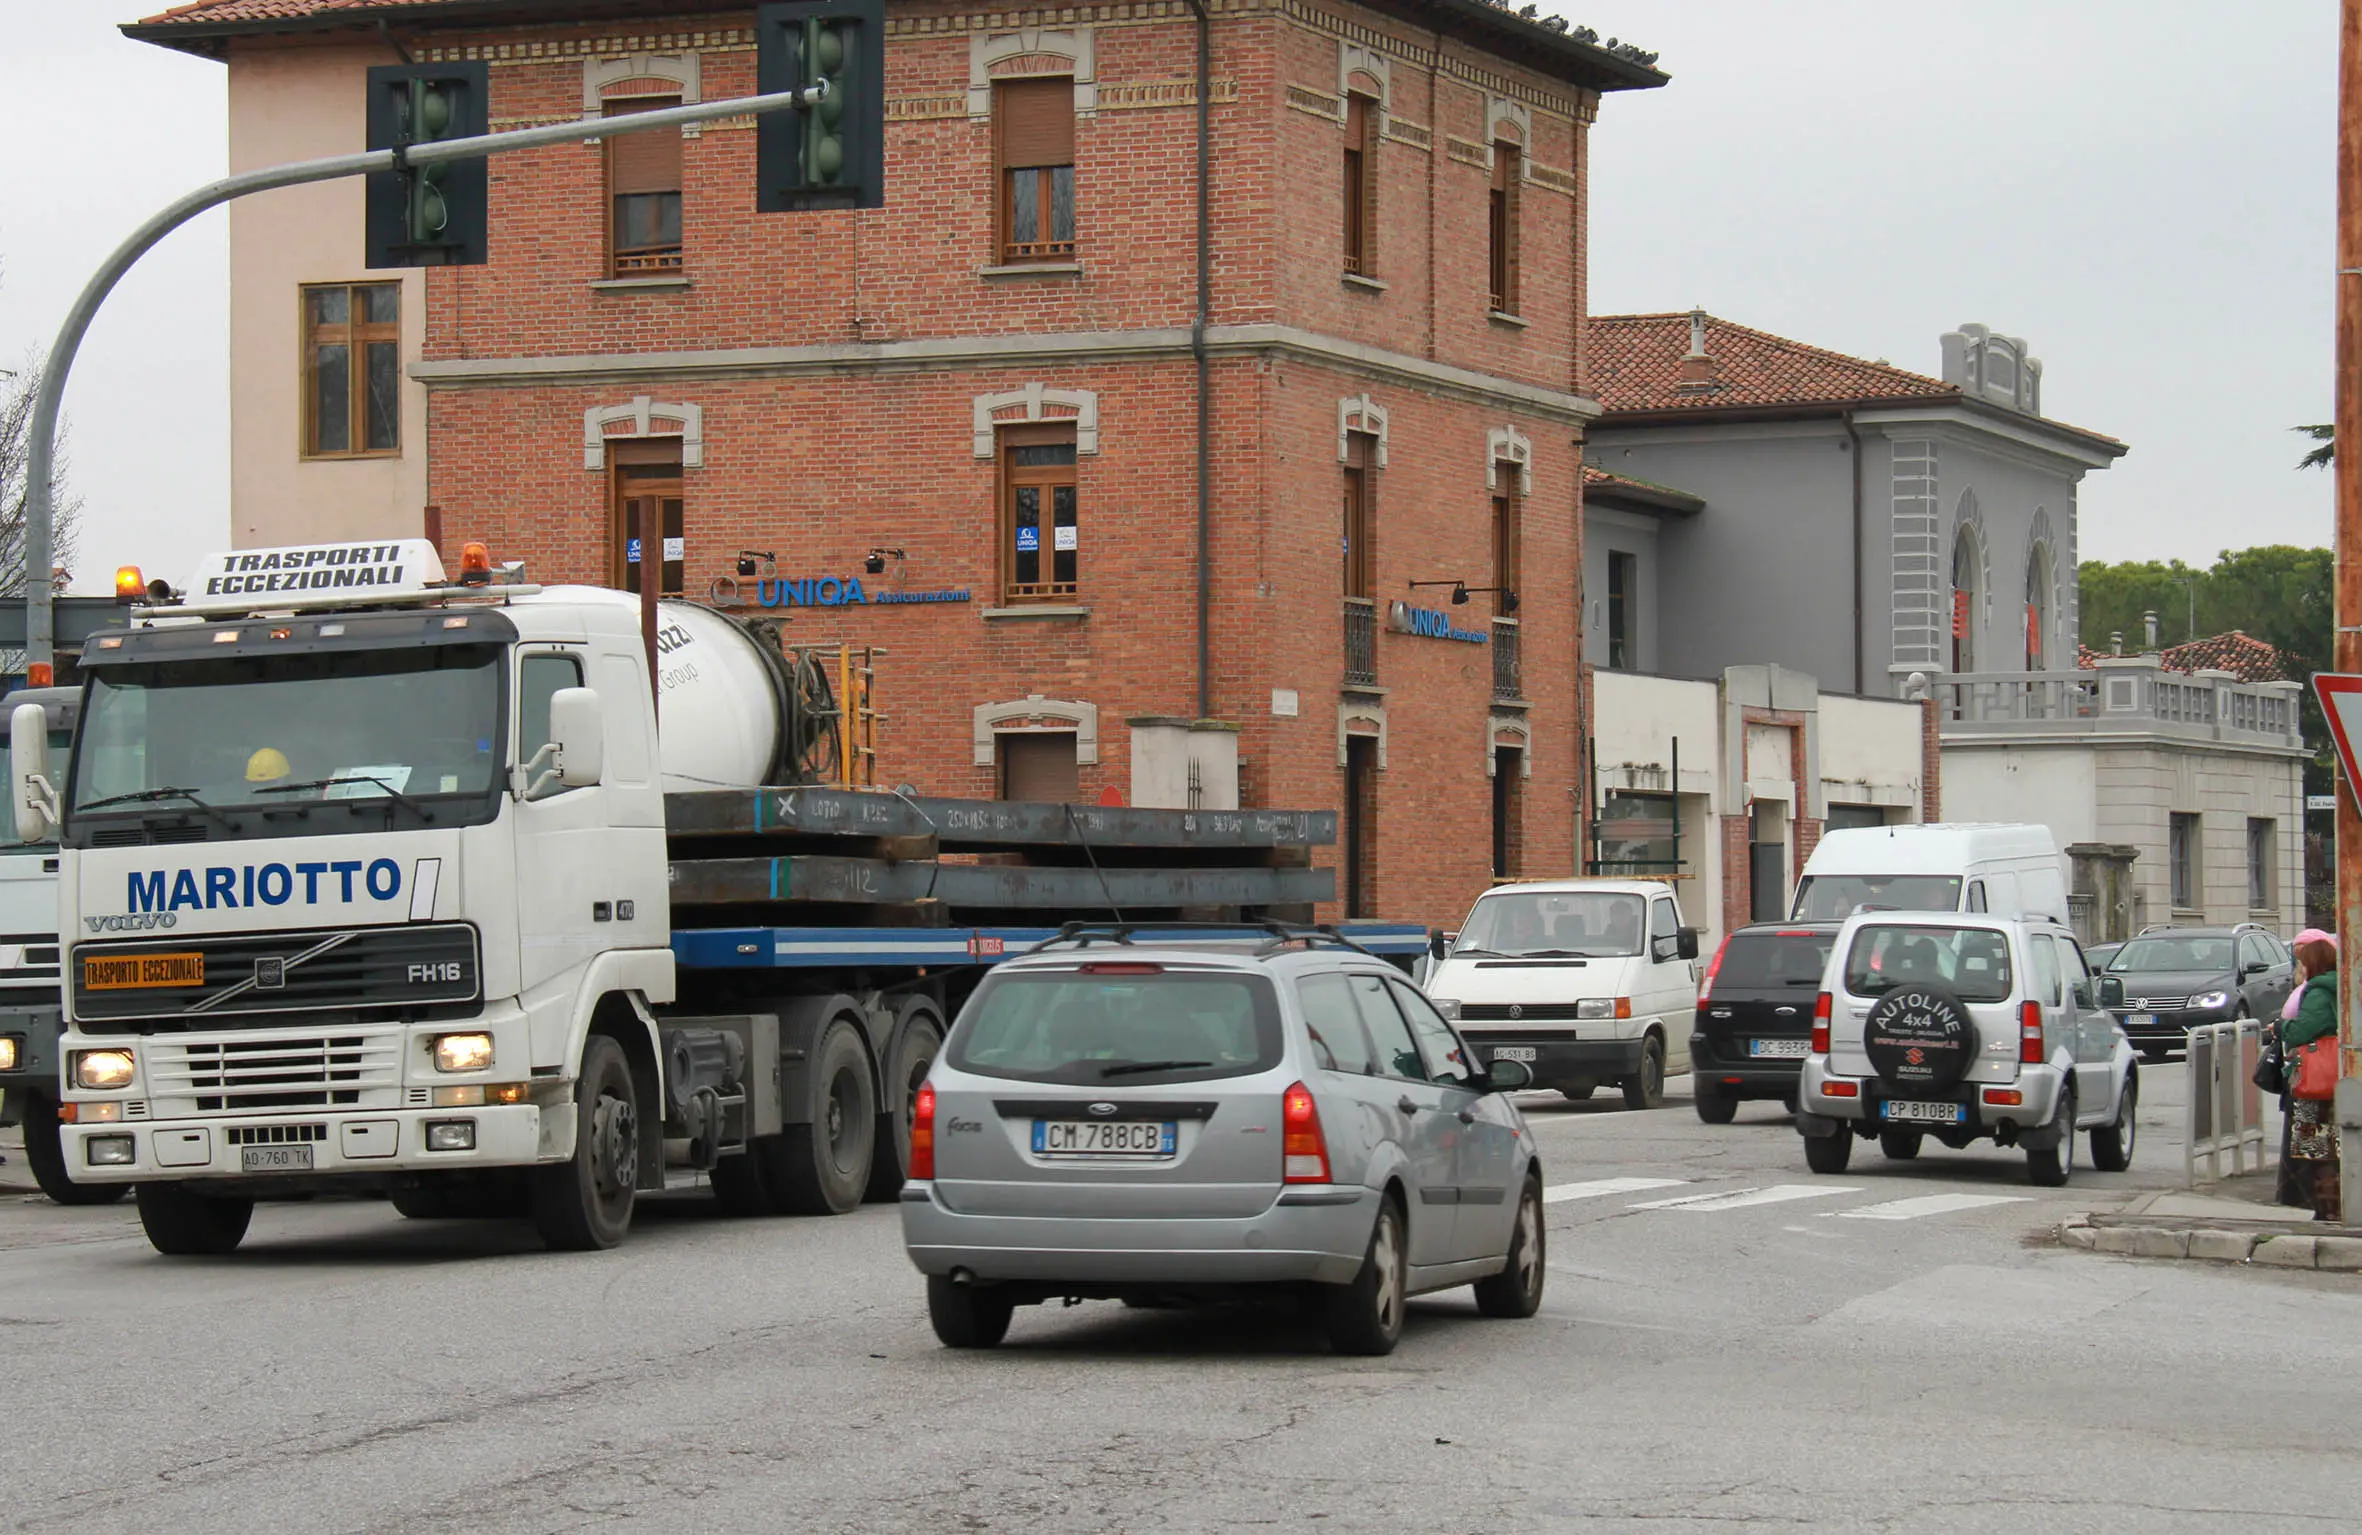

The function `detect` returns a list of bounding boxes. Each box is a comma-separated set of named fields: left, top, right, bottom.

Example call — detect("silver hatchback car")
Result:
left=900, top=926, right=1548, bottom=1354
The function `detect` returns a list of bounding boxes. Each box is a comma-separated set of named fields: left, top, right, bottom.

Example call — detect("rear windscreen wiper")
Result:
left=1099, top=1059, right=1213, bottom=1078
left=76, top=785, right=232, bottom=830
left=254, top=776, right=434, bottom=822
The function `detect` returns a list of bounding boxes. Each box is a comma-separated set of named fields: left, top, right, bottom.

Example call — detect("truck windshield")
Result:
left=1791, top=874, right=1963, bottom=921
left=1455, top=891, right=1645, bottom=957
left=71, top=647, right=504, bottom=823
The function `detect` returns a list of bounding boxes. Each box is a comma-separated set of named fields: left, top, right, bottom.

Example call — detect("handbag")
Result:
left=2254, top=1034, right=2287, bottom=1096
left=2293, top=1036, right=2341, bottom=1102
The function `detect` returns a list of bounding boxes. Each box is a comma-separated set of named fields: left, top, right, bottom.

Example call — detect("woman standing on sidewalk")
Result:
left=2283, top=932, right=2341, bottom=1222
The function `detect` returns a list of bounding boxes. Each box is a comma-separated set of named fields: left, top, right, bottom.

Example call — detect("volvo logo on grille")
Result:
left=253, top=956, right=287, bottom=990
left=1509, top=1004, right=1523, bottom=1019
left=1088, top=1102, right=1118, bottom=1116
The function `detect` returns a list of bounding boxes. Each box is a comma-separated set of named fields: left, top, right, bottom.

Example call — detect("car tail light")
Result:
left=1281, top=1081, right=1331, bottom=1184
left=908, top=1082, right=937, bottom=1180
left=2019, top=1000, right=2044, bottom=1065
left=1983, top=1088, right=2024, bottom=1106
left=1811, top=991, right=1832, bottom=1055
left=1821, top=1080, right=1859, bottom=1098
left=1696, top=934, right=1733, bottom=1006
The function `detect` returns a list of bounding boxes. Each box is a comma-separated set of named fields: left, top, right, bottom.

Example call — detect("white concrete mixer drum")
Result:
left=650, top=599, right=788, bottom=790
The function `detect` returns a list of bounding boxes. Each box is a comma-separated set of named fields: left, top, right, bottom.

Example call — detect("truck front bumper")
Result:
left=60, top=1104, right=546, bottom=1184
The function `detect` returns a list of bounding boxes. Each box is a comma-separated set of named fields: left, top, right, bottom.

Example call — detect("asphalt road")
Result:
left=0, top=1064, right=2355, bottom=1534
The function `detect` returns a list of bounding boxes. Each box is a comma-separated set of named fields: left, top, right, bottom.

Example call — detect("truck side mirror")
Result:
left=527, top=688, right=605, bottom=799
left=1676, top=927, right=1700, bottom=961
left=9, top=702, right=57, bottom=845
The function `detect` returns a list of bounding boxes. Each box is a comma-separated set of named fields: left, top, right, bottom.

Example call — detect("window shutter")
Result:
left=1494, top=143, right=1520, bottom=312
left=997, top=78, right=1075, bottom=169
left=1357, top=97, right=1380, bottom=273
left=999, top=734, right=1080, bottom=802
left=608, top=97, right=683, bottom=195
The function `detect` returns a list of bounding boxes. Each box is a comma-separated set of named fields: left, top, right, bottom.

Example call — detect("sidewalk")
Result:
left=2059, top=1169, right=2362, bottom=1271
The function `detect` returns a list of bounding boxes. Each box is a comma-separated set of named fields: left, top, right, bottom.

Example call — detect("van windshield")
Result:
left=1455, top=891, right=1645, bottom=958
left=1792, top=874, right=1962, bottom=921
left=1843, top=923, right=2015, bottom=1003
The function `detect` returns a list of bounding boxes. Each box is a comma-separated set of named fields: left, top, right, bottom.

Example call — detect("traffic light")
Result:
left=364, top=62, right=490, bottom=267
left=756, top=0, right=885, bottom=212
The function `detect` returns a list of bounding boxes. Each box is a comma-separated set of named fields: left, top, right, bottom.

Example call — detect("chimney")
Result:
left=2110, top=630, right=2123, bottom=657
left=1675, top=306, right=1719, bottom=391
left=2142, top=610, right=2159, bottom=650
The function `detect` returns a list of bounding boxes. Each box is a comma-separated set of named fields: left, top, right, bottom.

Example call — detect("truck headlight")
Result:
left=85, top=1135, right=135, bottom=1167
left=1576, top=998, right=1615, bottom=1020
left=72, top=1049, right=136, bottom=1090
left=0, top=1036, right=19, bottom=1072
left=432, top=1033, right=494, bottom=1073
left=1432, top=998, right=1461, bottom=1019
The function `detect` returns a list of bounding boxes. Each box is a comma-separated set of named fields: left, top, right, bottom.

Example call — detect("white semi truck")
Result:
left=16, top=540, right=1418, bottom=1255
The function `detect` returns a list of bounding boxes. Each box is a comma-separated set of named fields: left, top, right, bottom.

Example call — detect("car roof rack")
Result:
left=1035, top=919, right=1382, bottom=960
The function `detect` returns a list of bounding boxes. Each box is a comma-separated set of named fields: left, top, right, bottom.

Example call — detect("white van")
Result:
left=1789, top=823, right=2067, bottom=925
left=1424, top=879, right=1700, bottom=1110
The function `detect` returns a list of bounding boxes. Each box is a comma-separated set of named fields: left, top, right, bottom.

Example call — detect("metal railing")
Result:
left=1932, top=665, right=2304, bottom=750
left=1491, top=617, right=1521, bottom=700
left=2186, top=1019, right=2273, bottom=1185
left=1343, top=598, right=1376, bottom=686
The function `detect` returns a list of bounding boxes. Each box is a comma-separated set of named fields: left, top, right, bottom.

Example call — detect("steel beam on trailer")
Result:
left=666, top=855, right=1335, bottom=909
left=669, top=923, right=1434, bottom=970
left=662, top=787, right=1337, bottom=848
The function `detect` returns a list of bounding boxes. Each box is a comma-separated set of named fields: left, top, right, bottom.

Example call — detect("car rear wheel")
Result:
left=1325, top=1195, right=1408, bottom=1355
left=1878, top=1130, right=1923, bottom=1160
left=1621, top=1036, right=1666, bottom=1111
left=1558, top=1082, right=1595, bottom=1103
left=1694, top=1085, right=1737, bottom=1125
left=1803, top=1129, right=1853, bottom=1174
left=2026, top=1086, right=2077, bottom=1187
left=927, top=1275, right=1015, bottom=1349
left=1471, top=1174, right=1546, bottom=1319
left=2091, top=1072, right=2138, bottom=1172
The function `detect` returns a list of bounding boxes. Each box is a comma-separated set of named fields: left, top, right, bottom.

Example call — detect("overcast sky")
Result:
left=0, top=2, right=2340, bottom=593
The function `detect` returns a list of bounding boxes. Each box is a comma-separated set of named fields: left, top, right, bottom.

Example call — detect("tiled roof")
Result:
left=134, top=0, right=439, bottom=22
left=2159, top=630, right=2296, bottom=684
left=1588, top=313, right=1957, bottom=415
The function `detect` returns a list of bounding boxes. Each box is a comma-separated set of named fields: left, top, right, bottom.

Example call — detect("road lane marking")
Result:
left=1828, top=1193, right=2033, bottom=1222
left=1628, top=1184, right=1861, bottom=1212
left=1543, top=1177, right=1689, bottom=1204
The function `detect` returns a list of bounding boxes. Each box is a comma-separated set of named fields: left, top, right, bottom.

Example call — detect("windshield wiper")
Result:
left=254, top=776, right=434, bottom=822
left=1451, top=946, right=1502, bottom=956
left=1516, top=949, right=1594, bottom=959
left=1098, top=1059, right=1213, bottom=1078
left=76, top=786, right=232, bottom=829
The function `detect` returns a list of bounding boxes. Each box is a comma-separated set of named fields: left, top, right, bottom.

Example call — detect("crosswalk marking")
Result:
left=1628, top=1184, right=1861, bottom=1212
left=1828, top=1193, right=2033, bottom=1222
left=1543, top=1177, right=1689, bottom=1205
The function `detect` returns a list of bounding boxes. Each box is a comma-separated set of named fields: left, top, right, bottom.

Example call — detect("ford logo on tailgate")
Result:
left=1088, top=1102, right=1118, bottom=1116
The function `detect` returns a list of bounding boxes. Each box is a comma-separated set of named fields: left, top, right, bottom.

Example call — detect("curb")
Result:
left=2058, top=1215, right=2362, bottom=1272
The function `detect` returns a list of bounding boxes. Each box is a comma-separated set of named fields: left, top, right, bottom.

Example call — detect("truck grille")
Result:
left=71, top=924, right=478, bottom=1024
left=146, top=1031, right=401, bottom=1112
left=1459, top=1002, right=1589, bottom=1022
left=224, top=1122, right=328, bottom=1146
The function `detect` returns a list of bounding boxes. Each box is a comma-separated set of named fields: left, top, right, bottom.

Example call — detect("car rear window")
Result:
left=1842, top=924, right=2015, bottom=1004
left=945, top=966, right=1283, bottom=1086
left=1714, top=930, right=1836, bottom=990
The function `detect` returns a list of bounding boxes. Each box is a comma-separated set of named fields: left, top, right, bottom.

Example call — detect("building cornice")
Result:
left=411, top=323, right=1605, bottom=423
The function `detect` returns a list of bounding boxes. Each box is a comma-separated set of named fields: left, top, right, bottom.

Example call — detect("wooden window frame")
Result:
left=1342, top=431, right=1377, bottom=600
left=1491, top=470, right=1521, bottom=616
left=995, top=77, right=1078, bottom=264
left=998, top=424, right=1080, bottom=604
left=1343, top=92, right=1379, bottom=276
left=299, top=281, right=401, bottom=461
left=609, top=440, right=685, bottom=597
left=1489, top=139, right=1522, bottom=315
left=1607, top=549, right=1636, bottom=670
left=607, top=92, right=685, bottom=277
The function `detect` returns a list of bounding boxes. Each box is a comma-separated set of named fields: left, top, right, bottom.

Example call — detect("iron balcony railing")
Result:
left=1344, top=597, right=1377, bottom=686
left=1492, top=618, right=1521, bottom=700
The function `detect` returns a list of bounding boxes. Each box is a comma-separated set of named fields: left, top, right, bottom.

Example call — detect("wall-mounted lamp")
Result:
left=1408, top=579, right=1517, bottom=612
left=865, top=547, right=905, bottom=575
left=736, top=549, right=778, bottom=578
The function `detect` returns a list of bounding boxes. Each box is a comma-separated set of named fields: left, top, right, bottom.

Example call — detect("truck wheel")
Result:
left=1558, top=1082, right=1595, bottom=1103
left=1620, top=1036, right=1666, bottom=1111
left=1878, top=1130, right=1923, bottom=1161
left=2092, top=1073, right=2138, bottom=1173
left=390, top=1185, right=451, bottom=1219
left=22, top=1093, right=128, bottom=1206
left=1694, top=1085, right=1738, bottom=1125
left=927, top=1275, right=1014, bottom=1349
left=865, top=1008, right=943, bottom=1202
left=1324, top=1194, right=1407, bottom=1356
left=1470, top=1173, right=1546, bottom=1319
left=529, top=1034, right=638, bottom=1250
left=135, top=1184, right=253, bottom=1256
left=2026, top=1086, right=2076, bottom=1188
left=1804, top=1129, right=1853, bottom=1174
left=772, top=1019, right=876, bottom=1216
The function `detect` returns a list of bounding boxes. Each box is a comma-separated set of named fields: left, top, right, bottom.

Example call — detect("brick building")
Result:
left=131, top=0, right=1667, bottom=928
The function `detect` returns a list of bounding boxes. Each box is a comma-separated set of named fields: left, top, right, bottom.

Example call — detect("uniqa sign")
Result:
left=1386, top=601, right=1488, bottom=644
left=755, top=578, right=973, bottom=608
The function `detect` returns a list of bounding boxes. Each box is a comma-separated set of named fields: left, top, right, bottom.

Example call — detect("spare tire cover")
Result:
left=1863, top=984, right=1977, bottom=1093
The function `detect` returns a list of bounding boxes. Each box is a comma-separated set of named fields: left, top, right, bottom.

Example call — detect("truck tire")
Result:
left=865, top=1007, right=944, bottom=1202
left=927, top=1274, right=1014, bottom=1349
left=1621, top=1035, right=1665, bottom=1111
left=771, top=1019, right=876, bottom=1216
left=1324, top=1194, right=1407, bottom=1356
left=22, top=1092, right=128, bottom=1207
left=529, top=1034, right=638, bottom=1250
left=136, top=1184, right=253, bottom=1256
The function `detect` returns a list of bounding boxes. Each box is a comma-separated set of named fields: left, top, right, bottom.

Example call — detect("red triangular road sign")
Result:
left=2313, top=673, right=2362, bottom=811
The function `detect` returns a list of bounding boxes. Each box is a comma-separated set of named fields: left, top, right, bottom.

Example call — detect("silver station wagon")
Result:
left=900, top=925, right=1548, bottom=1355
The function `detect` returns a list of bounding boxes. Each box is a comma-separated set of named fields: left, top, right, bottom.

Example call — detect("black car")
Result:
left=2100, top=924, right=2296, bottom=1060
left=1690, top=922, right=1840, bottom=1123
